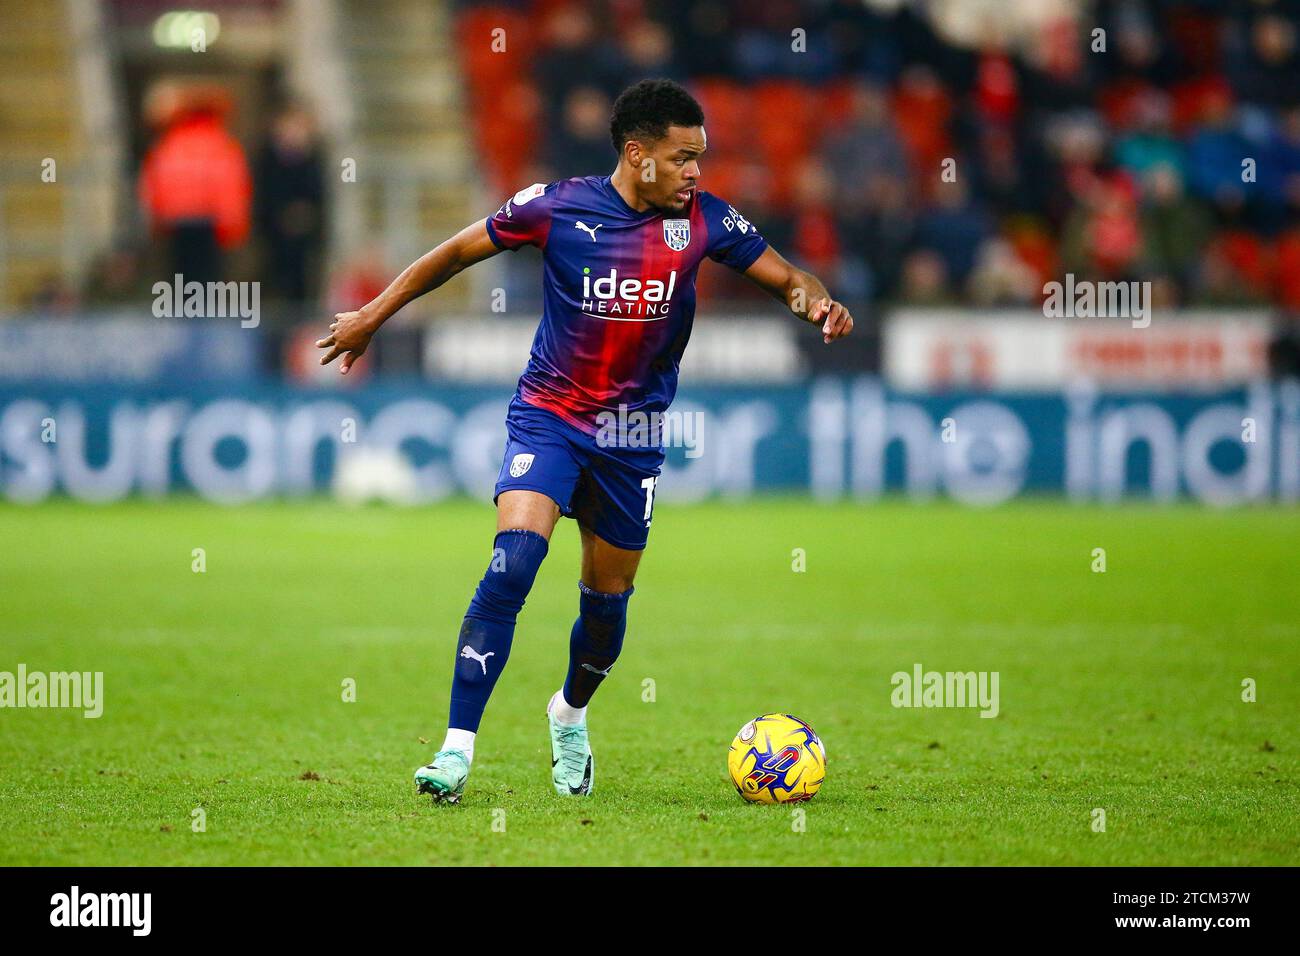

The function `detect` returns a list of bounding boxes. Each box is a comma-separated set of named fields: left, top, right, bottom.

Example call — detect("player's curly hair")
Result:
left=609, top=78, right=705, bottom=154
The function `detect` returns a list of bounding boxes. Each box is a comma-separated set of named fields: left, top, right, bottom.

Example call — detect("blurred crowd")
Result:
left=66, top=82, right=328, bottom=318
left=459, top=0, right=1300, bottom=315
left=34, top=0, right=1300, bottom=335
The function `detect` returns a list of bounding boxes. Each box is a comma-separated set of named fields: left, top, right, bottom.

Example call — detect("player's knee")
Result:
left=470, top=529, right=549, bottom=620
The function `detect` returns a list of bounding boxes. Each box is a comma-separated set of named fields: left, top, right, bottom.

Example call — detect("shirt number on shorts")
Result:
left=640, top=476, right=658, bottom=526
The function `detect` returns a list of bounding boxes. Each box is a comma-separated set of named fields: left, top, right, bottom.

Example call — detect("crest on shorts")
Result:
left=663, top=218, right=690, bottom=252
left=509, top=453, right=535, bottom=478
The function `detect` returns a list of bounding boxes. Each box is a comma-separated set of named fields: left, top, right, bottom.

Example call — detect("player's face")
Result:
left=643, top=125, right=706, bottom=212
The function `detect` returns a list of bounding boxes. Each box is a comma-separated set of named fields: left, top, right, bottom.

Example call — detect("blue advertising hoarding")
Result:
left=1, top=378, right=1296, bottom=506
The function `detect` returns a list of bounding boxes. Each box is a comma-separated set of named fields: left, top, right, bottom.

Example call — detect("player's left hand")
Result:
left=810, top=298, right=853, bottom=344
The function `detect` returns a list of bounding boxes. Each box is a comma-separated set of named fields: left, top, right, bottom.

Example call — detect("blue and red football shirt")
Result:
left=484, top=175, right=768, bottom=435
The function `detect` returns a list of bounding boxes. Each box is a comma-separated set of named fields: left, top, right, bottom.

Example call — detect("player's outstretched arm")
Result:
left=317, top=219, right=501, bottom=373
left=741, top=246, right=854, bottom=345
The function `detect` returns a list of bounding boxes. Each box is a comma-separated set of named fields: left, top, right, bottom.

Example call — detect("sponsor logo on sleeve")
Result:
left=513, top=183, right=547, bottom=206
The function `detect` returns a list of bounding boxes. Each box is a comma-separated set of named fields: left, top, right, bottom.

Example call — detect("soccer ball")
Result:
left=727, top=713, right=826, bottom=803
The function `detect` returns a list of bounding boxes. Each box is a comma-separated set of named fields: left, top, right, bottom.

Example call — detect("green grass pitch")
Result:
left=1, top=498, right=1296, bottom=866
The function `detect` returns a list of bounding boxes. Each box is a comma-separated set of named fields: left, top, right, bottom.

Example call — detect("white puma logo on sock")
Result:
left=461, top=645, right=495, bottom=674
left=575, top=221, right=603, bottom=241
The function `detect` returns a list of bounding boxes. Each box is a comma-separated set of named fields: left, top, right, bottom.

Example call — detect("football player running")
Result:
left=317, top=79, right=853, bottom=802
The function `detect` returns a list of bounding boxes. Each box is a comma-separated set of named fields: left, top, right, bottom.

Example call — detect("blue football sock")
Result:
left=562, top=582, right=634, bottom=709
left=448, top=529, right=549, bottom=733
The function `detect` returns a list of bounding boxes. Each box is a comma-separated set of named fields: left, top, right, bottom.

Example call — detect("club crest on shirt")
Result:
left=509, top=453, right=535, bottom=478
left=662, top=218, right=690, bottom=252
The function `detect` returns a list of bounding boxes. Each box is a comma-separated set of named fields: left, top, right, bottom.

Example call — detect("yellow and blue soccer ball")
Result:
left=727, top=714, right=826, bottom=803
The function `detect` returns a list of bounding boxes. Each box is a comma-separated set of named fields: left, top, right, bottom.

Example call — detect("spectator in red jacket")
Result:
left=138, top=81, right=251, bottom=286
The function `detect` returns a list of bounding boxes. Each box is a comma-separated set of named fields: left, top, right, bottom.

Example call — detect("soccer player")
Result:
left=316, top=78, right=853, bottom=802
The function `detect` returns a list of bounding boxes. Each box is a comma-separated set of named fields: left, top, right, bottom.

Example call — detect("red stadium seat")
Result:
left=460, top=12, right=536, bottom=90
left=753, top=80, right=816, bottom=156
left=821, top=79, right=857, bottom=128
left=690, top=78, right=751, bottom=148
left=470, top=77, right=543, bottom=193
left=456, top=6, right=542, bottom=194
left=697, top=154, right=742, bottom=200
left=751, top=81, right=818, bottom=208
left=1276, top=230, right=1300, bottom=309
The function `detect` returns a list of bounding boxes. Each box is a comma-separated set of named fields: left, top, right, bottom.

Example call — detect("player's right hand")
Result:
left=316, top=310, right=375, bottom=374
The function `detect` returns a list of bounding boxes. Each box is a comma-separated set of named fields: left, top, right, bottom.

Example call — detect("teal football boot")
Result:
left=414, top=750, right=470, bottom=804
left=547, top=692, right=594, bottom=796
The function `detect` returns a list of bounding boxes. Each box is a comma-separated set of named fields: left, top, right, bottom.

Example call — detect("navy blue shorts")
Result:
left=493, top=397, right=664, bottom=551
